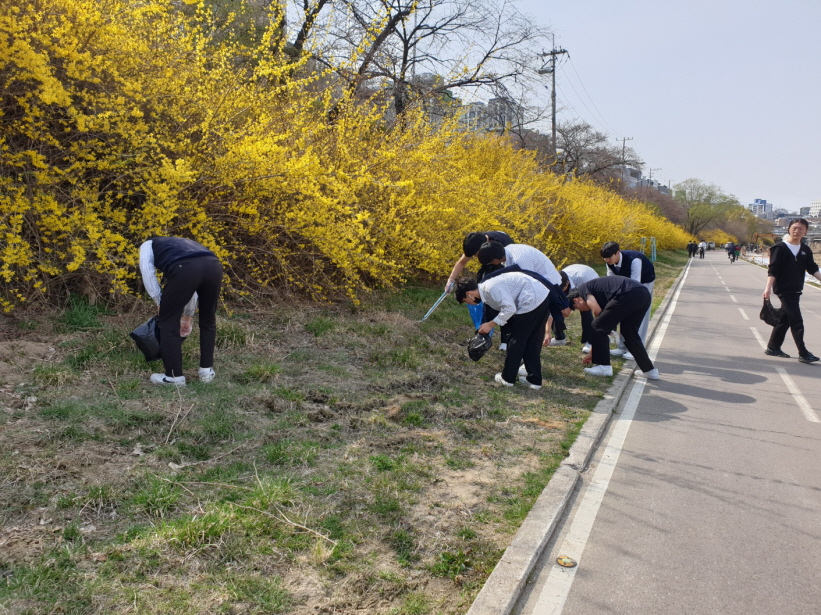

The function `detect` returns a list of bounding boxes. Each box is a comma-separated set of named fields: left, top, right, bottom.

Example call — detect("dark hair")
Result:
left=462, top=233, right=487, bottom=257
left=566, top=288, right=581, bottom=310
left=476, top=241, right=506, bottom=265
left=476, top=262, right=504, bottom=283
left=600, top=241, right=620, bottom=258
left=454, top=278, right=478, bottom=304
left=559, top=270, right=570, bottom=292
left=788, top=218, right=809, bottom=230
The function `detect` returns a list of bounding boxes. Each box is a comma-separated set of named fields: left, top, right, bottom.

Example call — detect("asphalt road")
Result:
left=514, top=250, right=821, bottom=615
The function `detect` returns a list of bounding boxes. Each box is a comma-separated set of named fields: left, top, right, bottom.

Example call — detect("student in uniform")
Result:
left=556, top=264, right=600, bottom=353
left=601, top=241, right=655, bottom=359
left=455, top=271, right=565, bottom=389
left=567, top=276, right=659, bottom=380
left=139, top=236, right=223, bottom=386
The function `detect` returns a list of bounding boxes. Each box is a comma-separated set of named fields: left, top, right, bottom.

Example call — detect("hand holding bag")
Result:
left=759, top=298, right=784, bottom=327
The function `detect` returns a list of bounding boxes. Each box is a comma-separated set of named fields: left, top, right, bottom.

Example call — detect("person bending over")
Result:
left=601, top=241, right=655, bottom=359
left=567, top=276, right=659, bottom=380
left=477, top=241, right=566, bottom=346
left=455, top=271, right=557, bottom=389
left=139, top=236, right=223, bottom=386
left=557, top=265, right=600, bottom=353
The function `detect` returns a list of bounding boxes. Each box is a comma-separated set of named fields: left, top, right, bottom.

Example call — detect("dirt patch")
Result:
left=0, top=341, right=58, bottom=386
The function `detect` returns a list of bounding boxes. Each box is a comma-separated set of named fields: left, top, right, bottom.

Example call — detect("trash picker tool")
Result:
left=419, top=291, right=449, bottom=322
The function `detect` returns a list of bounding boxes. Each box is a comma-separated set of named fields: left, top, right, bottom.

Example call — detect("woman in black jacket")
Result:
left=762, top=218, right=821, bottom=363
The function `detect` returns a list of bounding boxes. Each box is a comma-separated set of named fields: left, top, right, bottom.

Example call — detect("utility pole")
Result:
left=620, top=137, right=633, bottom=184
left=537, top=40, right=568, bottom=161
left=621, top=137, right=633, bottom=166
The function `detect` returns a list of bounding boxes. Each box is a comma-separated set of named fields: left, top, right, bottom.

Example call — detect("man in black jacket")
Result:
left=762, top=218, right=821, bottom=363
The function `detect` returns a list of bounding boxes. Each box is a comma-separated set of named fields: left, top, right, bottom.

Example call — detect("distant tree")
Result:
left=621, top=185, right=688, bottom=226
left=673, top=178, right=739, bottom=237
left=548, top=121, right=643, bottom=181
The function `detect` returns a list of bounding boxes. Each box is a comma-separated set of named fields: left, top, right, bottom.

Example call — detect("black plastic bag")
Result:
left=759, top=298, right=784, bottom=327
left=467, top=332, right=493, bottom=361
left=130, top=316, right=162, bottom=362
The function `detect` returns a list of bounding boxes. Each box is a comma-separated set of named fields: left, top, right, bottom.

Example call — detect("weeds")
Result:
left=0, top=257, right=686, bottom=614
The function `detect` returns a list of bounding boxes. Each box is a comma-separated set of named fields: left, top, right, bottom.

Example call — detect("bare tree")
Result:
left=281, top=0, right=552, bottom=119
left=548, top=121, right=643, bottom=180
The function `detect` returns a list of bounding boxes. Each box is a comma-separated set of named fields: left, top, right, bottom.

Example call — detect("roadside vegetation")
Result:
left=0, top=252, right=686, bottom=614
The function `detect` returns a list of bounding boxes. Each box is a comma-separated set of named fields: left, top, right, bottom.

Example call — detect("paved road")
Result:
left=515, top=250, right=821, bottom=614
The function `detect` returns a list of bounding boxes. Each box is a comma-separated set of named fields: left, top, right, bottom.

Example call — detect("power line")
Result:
left=563, top=55, right=625, bottom=138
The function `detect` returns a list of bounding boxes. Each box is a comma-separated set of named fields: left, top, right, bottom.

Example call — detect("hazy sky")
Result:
left=515, top=0, right=821, bottom=212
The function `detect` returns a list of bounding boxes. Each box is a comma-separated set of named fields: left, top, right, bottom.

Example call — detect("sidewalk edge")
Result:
left=465, top=260, right=691, bottom=615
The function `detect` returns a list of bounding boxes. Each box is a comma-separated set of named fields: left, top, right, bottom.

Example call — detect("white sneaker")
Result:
left=494, top=373, right=514, bottom=387
left=634, top=368, right=660, bottom=380
left=584, top=365, right=613, bottom=377
left=518, top=376, right=541, bottom=390
left=498, top=343, right=507, bottom=352
left=548, top=338, right=568, bottom=346
left=622, top=352, right=635, bottom=361
left=517, top=365, right=528, bottom=377
left=609, top=348, right=625, bottom=357
left=198, top=367, right=215, bottom=383
left=150, top=374, right=186, bottom=386
left=582, top=343, right=592, bottom=354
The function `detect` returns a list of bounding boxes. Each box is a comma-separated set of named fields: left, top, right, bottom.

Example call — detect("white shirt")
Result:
left=606, top=252, right=642, bottom=282
left=504, top=244, right=562, bottom=285
left=699, top=242, right=707, bottom=249
left=479, top=271, right=549, bottom=327
left=138, top=240, right=198, bottom=316
left=562, top=264, right=599, bottom=289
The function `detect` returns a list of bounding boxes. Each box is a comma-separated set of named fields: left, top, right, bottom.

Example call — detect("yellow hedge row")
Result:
left=0, top=0, right=690, bottom=311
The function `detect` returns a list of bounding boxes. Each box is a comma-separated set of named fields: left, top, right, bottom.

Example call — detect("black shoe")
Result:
left=798, top=353, right=819, bottom=364
left=764, top=348, right=790, bottom=358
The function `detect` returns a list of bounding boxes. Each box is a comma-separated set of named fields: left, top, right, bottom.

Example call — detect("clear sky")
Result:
left=514, top=0, right=821, bottom=212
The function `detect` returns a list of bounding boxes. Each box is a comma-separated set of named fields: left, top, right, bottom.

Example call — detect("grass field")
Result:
left=0, top=251, right=687, bottom=614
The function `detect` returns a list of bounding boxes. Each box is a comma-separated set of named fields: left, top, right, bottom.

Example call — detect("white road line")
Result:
left=750, top=326, right=767, bottom=349
left=730, top=295, right=738, bottom=303
left=725, top=286, right=731, bottom=292
left=738, top=308, right=749, bottom=320
left=530, top=263, right=691, bottom=615
left=775, top=367, right=820, bottom=423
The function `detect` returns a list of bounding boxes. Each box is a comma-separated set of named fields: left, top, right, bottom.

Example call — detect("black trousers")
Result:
left=551, top=311, right=567, bottom=340
left=579, top=309, right=593, bottom=344
left=158, top=255, right=223, bottom=377
left=768, top=292, right=807, bottom=355
left=501, top=299, right=551, bottom=385
left=589, top=286, right=654, bottom=373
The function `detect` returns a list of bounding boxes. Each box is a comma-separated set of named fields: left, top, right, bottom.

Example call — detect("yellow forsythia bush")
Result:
left=0, top=0, right=690, bottom=311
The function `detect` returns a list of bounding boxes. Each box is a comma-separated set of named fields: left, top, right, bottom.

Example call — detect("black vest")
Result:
left=151, top=237, right=215, bottom=274
left=606, top=250, right=655, bottom=283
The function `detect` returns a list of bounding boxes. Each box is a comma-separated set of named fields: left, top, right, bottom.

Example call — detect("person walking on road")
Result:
left=139, top=236, right=223, bottom=385
left=762, top=218, right=821, bottom=364
left=698, top=240, right=707, bottom=259
left=567, top=276, right=659, bottom=379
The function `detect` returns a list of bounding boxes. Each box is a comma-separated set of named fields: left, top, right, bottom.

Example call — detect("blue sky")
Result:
left=515, top=0, right=821, bottom=211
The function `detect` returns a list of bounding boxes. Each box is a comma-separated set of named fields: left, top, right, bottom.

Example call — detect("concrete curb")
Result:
left=466, top=261, right=691, bottom=615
